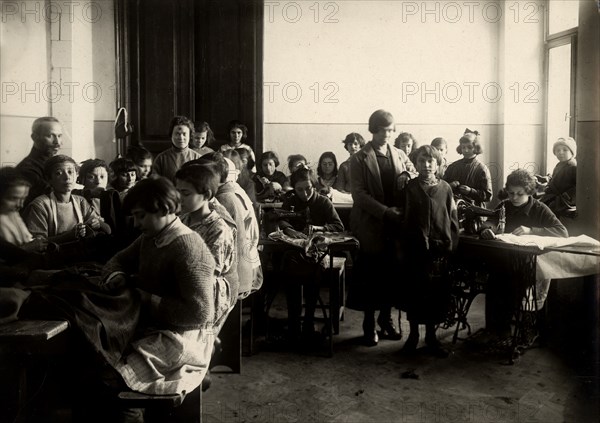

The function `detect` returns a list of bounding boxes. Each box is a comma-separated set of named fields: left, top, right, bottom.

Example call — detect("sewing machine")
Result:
left=456, top=199, right=506, bottom=235
left=260, top=206, right=311, bottom=236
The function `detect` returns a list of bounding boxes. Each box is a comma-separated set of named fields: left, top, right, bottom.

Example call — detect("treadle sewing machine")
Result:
left=441, top=200, right=505, bottom=345
left=456, top=199, right=506, bottom=235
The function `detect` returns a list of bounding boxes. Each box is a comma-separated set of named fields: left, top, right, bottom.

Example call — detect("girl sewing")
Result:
left=24, top=155, right=111, bottom=244
left=254, top=151, right=287, bottom=202
left=315, top=151, right=338, bottom=197
left=279, top=166, right=344, bottom=344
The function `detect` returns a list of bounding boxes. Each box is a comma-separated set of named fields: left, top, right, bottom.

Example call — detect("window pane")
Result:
left=548, top=0, right=579, bottom=34
left=546, top=43, right=572, bottom=173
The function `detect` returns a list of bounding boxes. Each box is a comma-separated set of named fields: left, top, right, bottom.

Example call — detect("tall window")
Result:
left=544, top=0, right=578, bottom=173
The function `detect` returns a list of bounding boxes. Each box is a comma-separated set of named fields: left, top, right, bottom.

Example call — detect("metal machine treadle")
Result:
left=440, top=264, right=488, bottom=343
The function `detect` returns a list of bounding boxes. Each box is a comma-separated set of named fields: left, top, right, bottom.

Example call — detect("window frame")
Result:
left=543, top=4, right=578, bottom=174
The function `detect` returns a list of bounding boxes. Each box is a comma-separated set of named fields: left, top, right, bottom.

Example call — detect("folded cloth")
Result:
left=495, top=233, right=600, bottom=250
left=19, top=263, right=141, bottom=366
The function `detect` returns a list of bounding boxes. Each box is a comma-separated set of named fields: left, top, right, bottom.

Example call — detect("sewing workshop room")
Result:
left=0, top=0, right=599, bottom=422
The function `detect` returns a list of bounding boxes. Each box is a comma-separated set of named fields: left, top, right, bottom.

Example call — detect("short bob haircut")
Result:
left=505, top=169, right=537, bottom=196
left=227, top=120, right=248, bottom=140
left=235, top=147, right=255, bottom=171
left=189, top=151, right=229, bottom=183
left=175, top=163, right=220, bottom=201
left=413, top=145, right=443, bottom=167
left=43, top=155, right=78, bottom=180
left=317, top=151, right=338, bottom=178
left=342, top=133, right=366, bottom=150
left=258, top=151, right=280, bottom=169
left=77, top=159, right=108, bottom=185
left=431, top=137, right=447, bottom=150
left=394, top=132, right=417, bottom=152
left=168, top=116, right=195, bottom=139
left=222, top=149, right=243, bottom=171
left=289, top=166, right=318, bottom=190
left=368, top=109, right=395, bottom=134
left=122, top=177, right=180, bottom=216
left=125, top=145, right=153, bottom=165
left=456, top=132, right=483, bottom=155
left=109, top=158, right=139, bottom=178
left=0, top=167, right=31, bottom=199
left=287, top=154, right=307, bottom=173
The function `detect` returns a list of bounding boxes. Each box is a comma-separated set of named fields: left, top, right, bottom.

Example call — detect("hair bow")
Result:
left=464, top=128, right=480, bottom=136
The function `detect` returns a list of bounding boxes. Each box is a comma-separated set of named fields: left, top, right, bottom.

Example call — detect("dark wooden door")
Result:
left=115, top=0, right=263, bottom=156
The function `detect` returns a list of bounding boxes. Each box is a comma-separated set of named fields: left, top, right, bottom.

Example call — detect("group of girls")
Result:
left=346, top=109, right=572, bottom=358
left=0, top=115, right=267, bottom=421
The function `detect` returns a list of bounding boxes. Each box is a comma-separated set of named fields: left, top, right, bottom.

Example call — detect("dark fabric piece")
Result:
left=16, top=146, right=52, bottom=207
left=19, top=263, right=141, bottom=367
left=346, top=249, right=399, bottom=311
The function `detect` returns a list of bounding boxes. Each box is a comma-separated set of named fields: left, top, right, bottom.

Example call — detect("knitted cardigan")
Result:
left=103, top=221, right=217, bottom=330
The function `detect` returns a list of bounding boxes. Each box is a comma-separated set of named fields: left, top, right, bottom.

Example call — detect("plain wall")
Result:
left=263, top=0, right=546, bottom=202
left=0, top=0, right=116, bottom=166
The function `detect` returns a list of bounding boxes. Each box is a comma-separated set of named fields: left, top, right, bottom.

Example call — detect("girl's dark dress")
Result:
left=399, top=178, right=459, bottom=324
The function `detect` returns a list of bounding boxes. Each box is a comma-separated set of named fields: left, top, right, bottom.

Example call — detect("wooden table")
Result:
left=0, top=320, right=70, bottom=422
left=258, top=233, right=359, bottom=355
left=457, top=234, right=600, bottom=363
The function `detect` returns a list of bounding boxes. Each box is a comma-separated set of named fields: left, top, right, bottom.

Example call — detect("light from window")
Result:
left=548, top=0, right=579, bottom=35
left=546, top=43, right=572, bottom=173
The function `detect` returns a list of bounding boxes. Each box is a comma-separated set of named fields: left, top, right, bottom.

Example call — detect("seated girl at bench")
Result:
left=279, top=166, right=344, bottom=344
left=176, top=163, right=237, bottom=323
left=0, top=167, right=48, bottom=284
left=23, top=155, right=111, bottom=244
left=480, top=169, right=567, bottom=347
left=100, top=177, right=221, bottom=396
left=481, top=169, right=568, bottom=239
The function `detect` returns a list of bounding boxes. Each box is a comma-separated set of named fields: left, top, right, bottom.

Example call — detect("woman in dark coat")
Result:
left=348, top=109, right=417, bottom=346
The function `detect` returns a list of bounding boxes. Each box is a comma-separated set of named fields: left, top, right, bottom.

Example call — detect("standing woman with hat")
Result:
left=347, top=109, right=417, bottom=346
left=541, top=136, right=577, bottom=217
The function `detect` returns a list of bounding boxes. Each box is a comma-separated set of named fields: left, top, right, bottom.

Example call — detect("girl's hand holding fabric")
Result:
left=383, top=206, right=402, bottom=224
left=512, top=225, right=532, bottom=236
left=85, top=216, right=104, bottom=230
left=457, top=185, right=472, bottom=196
left=283, top=227, right=308, bottom=240
left=480, top=228, right=496, bottom=240
left=397, top=173, right=410, bottom=190
left=75, top=223, right=86, bottom=239
left=271, top=182, right=283, bottom=192
left=21, top=237, right=48, bottom=253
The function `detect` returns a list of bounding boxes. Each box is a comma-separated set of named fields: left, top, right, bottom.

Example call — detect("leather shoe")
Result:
left=377, top=317, right=402, bottom=340
left=363, top=331, right=379, bottom=347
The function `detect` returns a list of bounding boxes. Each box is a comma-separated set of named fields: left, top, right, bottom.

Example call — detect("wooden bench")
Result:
left=209, top=300, right=242, bottom=373
left=118, top=386, right=203, bottom=422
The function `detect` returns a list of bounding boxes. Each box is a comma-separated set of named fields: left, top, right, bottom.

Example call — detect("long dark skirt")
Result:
left=346, top=248, right=400, bottom=312
left=399, top=253, right=451, bottom=324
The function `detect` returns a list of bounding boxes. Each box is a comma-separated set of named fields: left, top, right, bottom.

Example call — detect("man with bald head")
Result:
left=16, top=117, right=63, bottom=206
